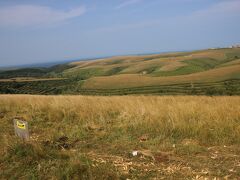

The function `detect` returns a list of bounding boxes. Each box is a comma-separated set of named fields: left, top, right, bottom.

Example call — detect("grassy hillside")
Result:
left=1, top=95, right=240, bottom=179
left=68, top=48, right=240, bottom=77
left=0, top=48, right=240, bottom=95
left=82, top=65, right=240, bottom=89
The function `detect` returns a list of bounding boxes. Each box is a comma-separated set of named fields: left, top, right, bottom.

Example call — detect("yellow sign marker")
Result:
left=13, top=119, right=29, bottom=141
left=17, top=121, right=26, bottom=129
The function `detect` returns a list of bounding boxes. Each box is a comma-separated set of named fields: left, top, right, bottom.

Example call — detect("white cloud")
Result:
left=116, top=0, right=142, bottom=9
left=0, top=5, right=86, bottom=27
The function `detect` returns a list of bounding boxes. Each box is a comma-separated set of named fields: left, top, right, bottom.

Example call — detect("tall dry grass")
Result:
left=0, top=95, right=240, bottom=146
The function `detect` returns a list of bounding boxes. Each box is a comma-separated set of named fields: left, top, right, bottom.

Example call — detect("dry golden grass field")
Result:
left=1, top=95, right=240, bottom=179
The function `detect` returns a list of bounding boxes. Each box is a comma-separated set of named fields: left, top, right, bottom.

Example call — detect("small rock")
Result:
left=132, top=151, right=138, bottom=156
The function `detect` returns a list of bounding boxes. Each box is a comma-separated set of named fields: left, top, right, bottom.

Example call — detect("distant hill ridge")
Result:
left=0, top=47, right=240, bottom=95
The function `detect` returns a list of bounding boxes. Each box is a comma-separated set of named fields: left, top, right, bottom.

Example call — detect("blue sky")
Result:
left=0, top=0, right=240, bottom=66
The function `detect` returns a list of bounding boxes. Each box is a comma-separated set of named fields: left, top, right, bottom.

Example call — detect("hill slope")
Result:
left=0, top=48, right=240, bottom=95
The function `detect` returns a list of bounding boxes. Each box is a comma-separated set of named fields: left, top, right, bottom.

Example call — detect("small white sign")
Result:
left=13, top=119, right=29, bottom=141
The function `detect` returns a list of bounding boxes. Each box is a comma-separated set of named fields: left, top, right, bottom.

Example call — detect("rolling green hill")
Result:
left=0, top=47, right=240, bottom=95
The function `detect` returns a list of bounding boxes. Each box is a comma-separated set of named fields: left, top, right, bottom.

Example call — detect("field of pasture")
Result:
left=0, top=48, right=240, bottom=95
left=1, top=95, right=240, bottom=179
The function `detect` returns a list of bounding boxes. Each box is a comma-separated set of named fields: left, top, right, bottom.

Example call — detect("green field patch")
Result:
left=77, top=79, right=240, bottom=96
left=63, top=68, right=105, bottom=80
left=1, top=79, right=239, bottom=95
left=225, top=48, right=240, bottom=59
left=105, top=59, right=124, bottom=65
left=152, top=58, right=220, bottom=76
left=0, top=68, right=48, bottom=79
left=143, top=52, right=191, bottom=61
left=0, top=64, right=75, bottom=79
left=216, top=50, right=240, bottom=67
left=137, top=66, right=159, bottom=74
left=104, top=66, right=127, bottom=76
